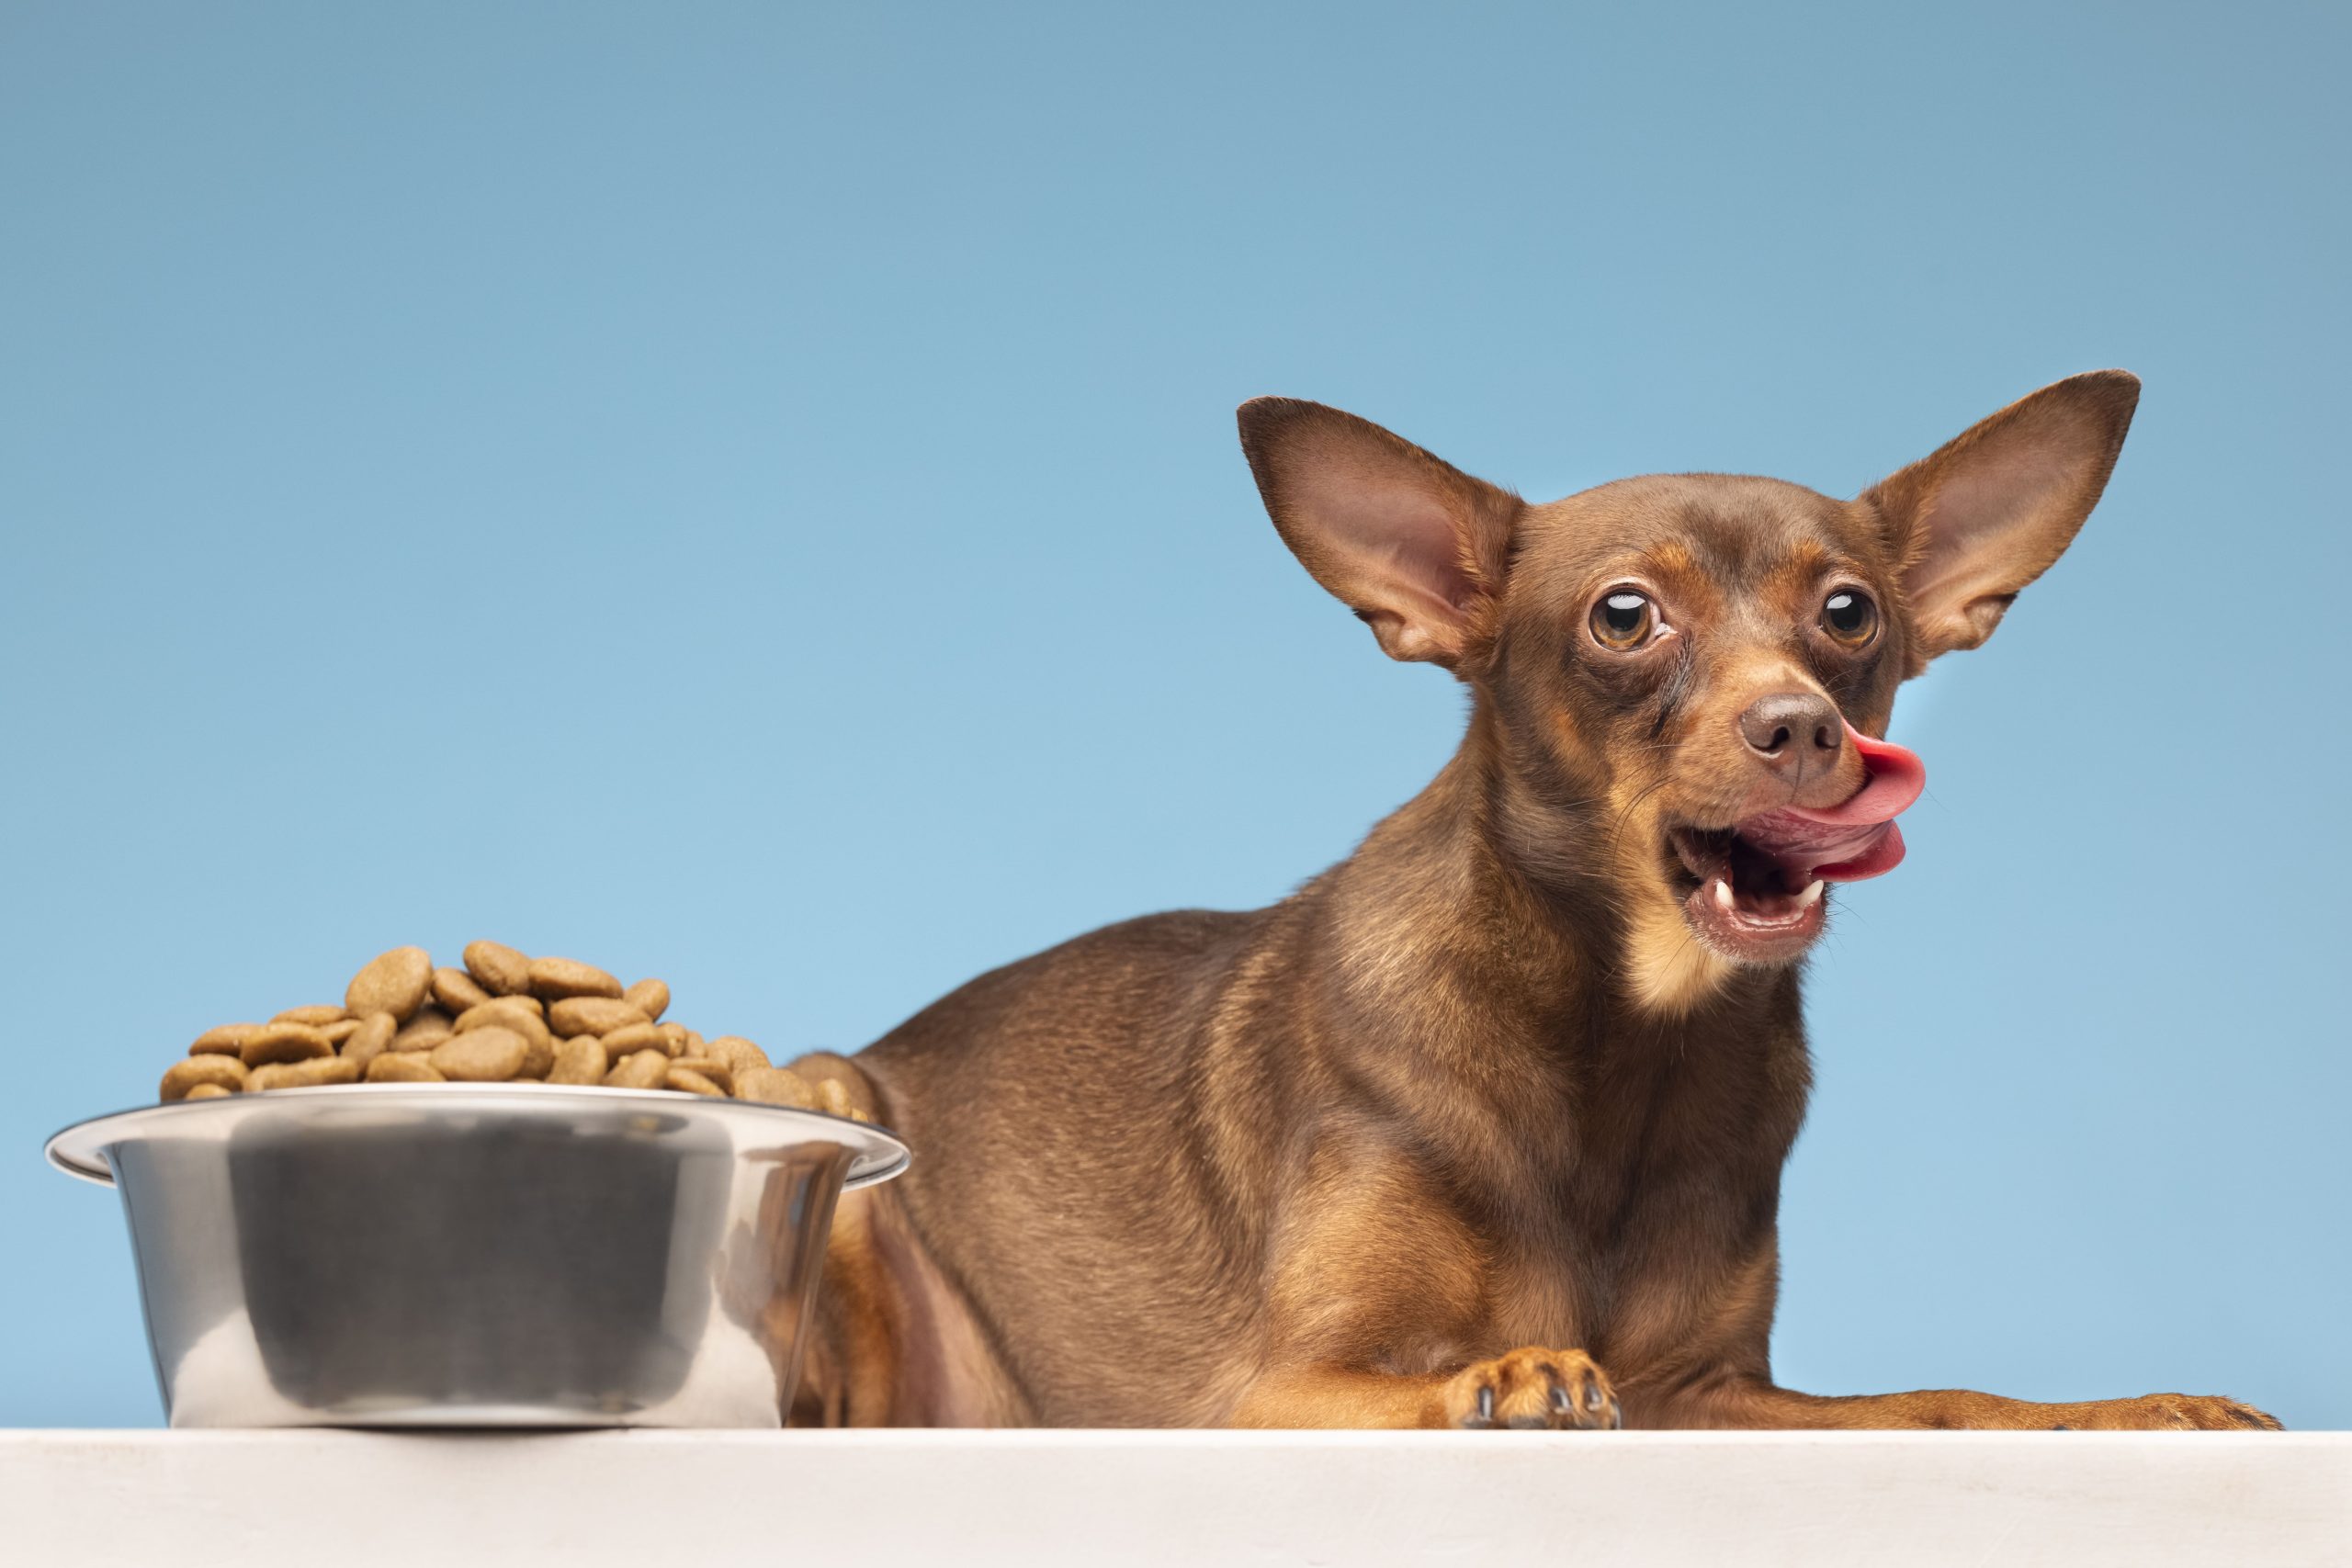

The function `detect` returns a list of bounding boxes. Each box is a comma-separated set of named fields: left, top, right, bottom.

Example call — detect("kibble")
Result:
left=456, top=998, right=552, bottom=1074
left=162, top=1055, right=251, bottom=1100
left=623, top=978, right=670, bottom=1021
left=548, top=997, right=647, bottom=1037
left=462, top=940, right=533, bottom=998
left=343, top=1012, right=397, bottom=1072
left=814, top=1078, right=856, bottom=1119
left=605, top=1048, right=672, bottom=1089
left=345, top=945, right=434, bottom=1021
left=668, top=1056, right=735, bottom=1095
left=528, top=957, right=622, bottom=1000
left=391, top=1007, right=455, bottom=1053
left=547, top=1036, right=609, bottom=1085
left=241, top=1021, right=334, bottom=1067
left=432, top=1026, right=529, bottom=1082
left=190, top=1024, right=257, bottom=1057
left=431, top=966, right=492, bottom=1014
left=163, top=942, right=870, bottom=1121
left=286, top=1055, right=361, bottom=1089
left=666, top=1066, right=726, bottom=1097
left=707, top=1035, right=771, bottom=1075
left=736, top=1066, right=820, bottom=1109
left=366, top=1053, right=445, bottom=1084
left=601, top=1021, right=663, bottom=1057
left=462, top=992, right=542, bottom=1019
left=454, top=997, right=541, bottom=1032
left=251, top=1055, right=361, bottom=1090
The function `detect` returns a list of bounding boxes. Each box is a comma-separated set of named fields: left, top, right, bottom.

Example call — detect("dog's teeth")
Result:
left=1795, top=880, right=1825, bottom=909
left=1713, top=879, right=1735, bottom=912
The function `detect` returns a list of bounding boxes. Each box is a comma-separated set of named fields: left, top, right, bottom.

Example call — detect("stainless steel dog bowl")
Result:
left=46, top=1084, right=910, bottom=1428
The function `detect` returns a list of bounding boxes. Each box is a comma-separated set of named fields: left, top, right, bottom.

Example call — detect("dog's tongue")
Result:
left=1736, top=724, right=1927, bottom=884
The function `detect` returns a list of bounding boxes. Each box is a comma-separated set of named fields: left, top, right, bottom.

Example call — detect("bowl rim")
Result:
left=44, top=1083, right=912, bottom=1190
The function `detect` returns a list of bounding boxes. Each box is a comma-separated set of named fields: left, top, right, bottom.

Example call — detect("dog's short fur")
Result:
left=785, top=374, right=2278, bottom=1431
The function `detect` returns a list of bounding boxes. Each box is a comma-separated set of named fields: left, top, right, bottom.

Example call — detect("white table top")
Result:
left=6, top=1427, right=2346, bottom=1567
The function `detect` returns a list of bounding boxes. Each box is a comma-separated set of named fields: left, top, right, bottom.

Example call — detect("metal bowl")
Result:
left=46, top=1084, right=910, bottom=1429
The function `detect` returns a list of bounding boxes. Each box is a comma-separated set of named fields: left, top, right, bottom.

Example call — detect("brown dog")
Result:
left=786, top=372, right=2279, bottom=1431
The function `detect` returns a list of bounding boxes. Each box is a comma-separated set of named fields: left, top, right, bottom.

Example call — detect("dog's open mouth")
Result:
left=1668, top=724, right=1927, bottom=962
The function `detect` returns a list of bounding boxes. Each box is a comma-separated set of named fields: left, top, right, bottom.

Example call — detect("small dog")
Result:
left=786, top=373, right=2279, bottom=1430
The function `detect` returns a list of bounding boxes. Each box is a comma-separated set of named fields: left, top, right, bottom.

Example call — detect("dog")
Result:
left=783, top=372, right=2279, bottom=1431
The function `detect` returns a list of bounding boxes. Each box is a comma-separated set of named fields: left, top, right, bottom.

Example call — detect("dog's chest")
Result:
left=1482, top=1028, right=1804, bottom=1358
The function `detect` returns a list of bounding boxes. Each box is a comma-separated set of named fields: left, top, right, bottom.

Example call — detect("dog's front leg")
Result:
left=1226, top=1139, right=1626, bottom=1429
left=1230, top=1349, right=1622, bottom=1430
left=1664, top=1376, right=2279, bottom=1431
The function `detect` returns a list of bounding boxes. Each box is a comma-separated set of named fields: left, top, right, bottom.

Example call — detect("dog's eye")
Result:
left=1589, top=590, right=1655, bottom=650
left=1821, top=589, right=1878, bottom=647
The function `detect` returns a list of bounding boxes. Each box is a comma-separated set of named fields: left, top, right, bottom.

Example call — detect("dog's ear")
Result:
left=1238, top=398, right=1520, bottom=667
left=1863, top=370, right=2140, bottom=670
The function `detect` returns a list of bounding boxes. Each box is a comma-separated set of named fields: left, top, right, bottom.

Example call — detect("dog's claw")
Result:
left=1444, top=1348, right=1616, bottom=1432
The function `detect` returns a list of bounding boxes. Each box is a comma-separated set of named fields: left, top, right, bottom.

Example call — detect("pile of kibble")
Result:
left=156, top=942, right=862, bottom=1119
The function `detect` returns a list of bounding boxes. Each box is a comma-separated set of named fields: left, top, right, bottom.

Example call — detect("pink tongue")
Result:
left=1736, top=723, right=1926, bottom=884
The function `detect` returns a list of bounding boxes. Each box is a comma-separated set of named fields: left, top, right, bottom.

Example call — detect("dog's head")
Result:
left=1238, top=373, right=2138, bottom=1010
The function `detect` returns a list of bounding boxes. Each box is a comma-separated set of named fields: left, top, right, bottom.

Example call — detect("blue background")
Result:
left=5, top=2, right=2346, bottom=1428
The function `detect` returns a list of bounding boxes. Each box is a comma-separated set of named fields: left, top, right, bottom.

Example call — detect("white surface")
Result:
left=5, top=1428, right=2346, bottom=1566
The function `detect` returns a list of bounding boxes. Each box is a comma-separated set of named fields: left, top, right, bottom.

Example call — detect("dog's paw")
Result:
left=2058, top=1393, right=2282, bottom=1431
left=1443, top=1347, right=1620, bottom=1430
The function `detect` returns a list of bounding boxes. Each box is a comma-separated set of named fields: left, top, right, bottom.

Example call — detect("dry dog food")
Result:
left=159, top=942, right=868, bottom=1121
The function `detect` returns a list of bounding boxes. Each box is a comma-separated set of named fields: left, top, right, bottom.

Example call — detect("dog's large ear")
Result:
left=1238, top=398, right=1520, bottom=667
left=1863, top=370, right=2140, bottom=671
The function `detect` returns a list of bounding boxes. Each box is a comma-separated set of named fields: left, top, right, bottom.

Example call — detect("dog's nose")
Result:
left=1738, top=693, right=1842, bottom=768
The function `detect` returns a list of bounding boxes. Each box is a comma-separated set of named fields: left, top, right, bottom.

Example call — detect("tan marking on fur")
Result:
left=1778, top=535, right=1830, bottom=575
left=1261, top=1137, right=1488, bottom=1371
left=1231, top=1363, right=1453, bottom=1428
left=1623, top=896, right=1735, bottom=1014
left=1646, top=538, right=1699, bottom=580
left=1595, top=767, right=1737, bottom=1016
